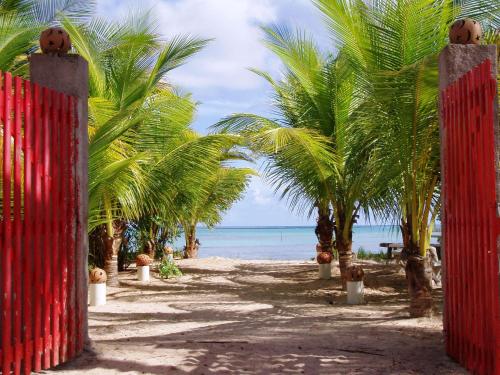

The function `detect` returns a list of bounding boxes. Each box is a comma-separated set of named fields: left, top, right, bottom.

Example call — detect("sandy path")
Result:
left=45, top=258, right=465, bottom=374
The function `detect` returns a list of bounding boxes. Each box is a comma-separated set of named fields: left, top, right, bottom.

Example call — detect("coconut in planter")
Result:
left=346, top=265, right=365, bottom=304
left=164, top=246, right=174, bottom=262
left=136, top=254, right=152, bottom=282
left=317, top=251, right=333, bottom=279
left=89, top=268, right=107, bottom=306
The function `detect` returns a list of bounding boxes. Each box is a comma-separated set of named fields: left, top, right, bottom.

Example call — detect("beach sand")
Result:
left=45, top=258, right=464, bottom=374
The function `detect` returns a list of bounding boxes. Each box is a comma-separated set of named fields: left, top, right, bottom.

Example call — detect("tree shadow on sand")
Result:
left=49, top=261, right=461, bottom=374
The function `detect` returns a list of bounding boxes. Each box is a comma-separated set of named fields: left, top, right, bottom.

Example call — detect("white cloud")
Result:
left=154, top=0, right=277, bottom=90
left=249, top=177, right=273, bottom=205
left=98, top=0, right=280, bottom=91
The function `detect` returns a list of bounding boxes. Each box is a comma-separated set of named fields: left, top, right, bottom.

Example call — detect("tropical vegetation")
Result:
left=64, top=12, right=253, bottom=283
left=0, top=0, right=254, bottom=285
left=217, top=0, right=498, bottom=316
left=215, top=25, right=384, bottom=287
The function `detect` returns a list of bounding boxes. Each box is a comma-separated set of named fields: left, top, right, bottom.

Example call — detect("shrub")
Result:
left=173, top=249, right=184, bottom=259
left=158, top=258, right=183, bottom=279
left=356, top=247, right=386, bottom=262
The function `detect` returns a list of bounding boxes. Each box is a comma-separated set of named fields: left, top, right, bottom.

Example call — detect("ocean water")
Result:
left=173, top=225, right=402, bottom=260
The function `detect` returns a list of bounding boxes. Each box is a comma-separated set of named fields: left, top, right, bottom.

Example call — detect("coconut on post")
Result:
left=317, top=250, right=333, bottom=280
left=136, top=254, right=152, bottom=282
left=89, top=268, right=107, bottom=306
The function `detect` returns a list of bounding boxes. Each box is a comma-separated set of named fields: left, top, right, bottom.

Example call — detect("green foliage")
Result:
left=61, top=13, right=211, bottom=231
left=61, top=11, right=254, bottom=260
left=356, top=247, right=386, bottom=262
left=214, top=24, right=381, bottom=246
left=173, top=249, right=184, bottom=259
left=158, top=259, right=182, bottom=279
left=311, top=0, right=496, bottom=255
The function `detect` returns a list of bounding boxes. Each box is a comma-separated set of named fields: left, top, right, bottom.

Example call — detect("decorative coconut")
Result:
left=136, top=254, right=152, bottom=266
left=449, top=19, right=482, bottom=45
left=89, top=268, right=107, bottom=284
left=40, top=27, right=71, bottom=54
left=345, top=265, right=365, bottom=282
left=317, top=251, right=333, bottom=264
left=164, top=246, right=174, bottom=255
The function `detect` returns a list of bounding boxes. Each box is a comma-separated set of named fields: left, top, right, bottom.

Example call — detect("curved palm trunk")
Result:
left=184, top=224, right=198, bottom=258
left=102, top=230, right=118, bottom=287
left=143, top=239, right=156, bottom=259
left=402, top=219, right=433, bottom=317
left=102, top=220, right=126, bottom=287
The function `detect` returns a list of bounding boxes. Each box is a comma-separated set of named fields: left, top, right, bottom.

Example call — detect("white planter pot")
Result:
left=89, top=283, right=106, bottom=306
left=137, top=265, right=150, bottom=282
left=347, top=281, right=364, bottom=305
left=318, top=263, right=332, bottom=279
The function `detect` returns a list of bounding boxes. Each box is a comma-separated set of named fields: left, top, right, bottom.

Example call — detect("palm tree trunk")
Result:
left=336, top=234, right=353, bottom=289
left=143, top=239, right=156, bottom=259
left=315, top=205, right=334, bottom=252
left=335, top=209, right=354, bottom=289
left=102, top=229, right=118, bottom=287
left=404, top=245, right=433, bottom=317
left=402, top=219, right=433, bottom=317
left=185, top=224, right=198, bottom=258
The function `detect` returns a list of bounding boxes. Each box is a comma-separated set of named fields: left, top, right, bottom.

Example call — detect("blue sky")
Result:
left=96, top=0, right=333, bottom=226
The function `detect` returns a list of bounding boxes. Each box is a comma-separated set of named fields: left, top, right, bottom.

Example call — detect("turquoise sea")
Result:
left=173, top=225, right=402, bottom=260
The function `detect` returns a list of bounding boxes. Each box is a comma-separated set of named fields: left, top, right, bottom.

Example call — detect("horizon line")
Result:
left=198, top=224, right=404, bottom=229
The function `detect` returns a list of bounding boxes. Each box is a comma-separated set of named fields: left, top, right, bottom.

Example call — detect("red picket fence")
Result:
left=0, top=71, right=85, bottom=374
left=441, top=58, right=499, bottom=374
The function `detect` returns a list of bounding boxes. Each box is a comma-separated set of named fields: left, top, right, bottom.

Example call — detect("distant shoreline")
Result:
left=200, top=224, right=402, bottom=229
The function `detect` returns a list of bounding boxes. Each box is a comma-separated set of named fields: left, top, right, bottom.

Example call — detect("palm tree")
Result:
left=131, top=128, right=256, bottom=259
left=314, top=0, right=497, bottom=316
left=63, top=13, right=209, bottom=284
left=215, top=26, right=382, bottom=285
left=177, top=156, right=255, bottom=258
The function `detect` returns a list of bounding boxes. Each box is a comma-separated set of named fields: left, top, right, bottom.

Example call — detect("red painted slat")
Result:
left=50, top=90, right=61, bottom=367
left=59, top=94, right=69, bottom=363
left=32, top=83, right=43, bottom=372
left=66, top=96, right=76, bottom=359
left=13, top=75, right=23, bottom=375
left=2, top=72, right=13, bottom=375
left=42, top=86, right=52, bottom=370
left=22, top=80, right=33, bottom=375
left=73, top=94, right=84, bottom=355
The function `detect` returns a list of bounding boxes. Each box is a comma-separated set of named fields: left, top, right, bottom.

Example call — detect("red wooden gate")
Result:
left=0, top=71, right=85, bottom=374
left=441, top=58, right=499, bottom=374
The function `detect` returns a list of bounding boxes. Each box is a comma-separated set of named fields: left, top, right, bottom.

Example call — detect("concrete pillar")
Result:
left=29, top=54, right=89, bottom=346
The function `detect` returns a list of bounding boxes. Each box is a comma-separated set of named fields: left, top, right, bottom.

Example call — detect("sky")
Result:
left=96, top=0, right=333, bottom=226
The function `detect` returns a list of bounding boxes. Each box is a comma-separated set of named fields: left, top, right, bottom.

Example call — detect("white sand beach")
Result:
left=46, top=258, right=464, bottom=374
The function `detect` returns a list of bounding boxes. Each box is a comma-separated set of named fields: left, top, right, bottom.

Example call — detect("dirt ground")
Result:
left=45, top=258, right=465, bottom=375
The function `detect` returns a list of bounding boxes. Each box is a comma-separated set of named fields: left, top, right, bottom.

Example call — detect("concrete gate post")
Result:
left=29, top=54, right=90, bottom=346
